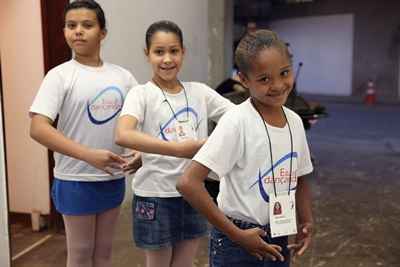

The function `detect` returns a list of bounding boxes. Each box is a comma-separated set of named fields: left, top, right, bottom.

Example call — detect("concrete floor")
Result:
left=11, top=101, right=400, bottom=267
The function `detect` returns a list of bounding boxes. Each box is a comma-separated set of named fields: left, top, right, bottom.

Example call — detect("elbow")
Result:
left=114, top=134, right=123, bottom=147
left=176, top=174, right=191, bottom=196
left=114, top=130, right=127, bottom=147
left=29, top=121, right=41, bottom=142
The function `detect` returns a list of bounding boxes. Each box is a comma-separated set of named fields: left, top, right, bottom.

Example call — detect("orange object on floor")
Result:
left=364, top=80, right=376, bottom=105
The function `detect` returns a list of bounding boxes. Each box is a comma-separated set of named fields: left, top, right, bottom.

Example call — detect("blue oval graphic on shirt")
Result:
left=87, top=86, right=124, bottom=125
left=249, top=152, right=298, bottom=203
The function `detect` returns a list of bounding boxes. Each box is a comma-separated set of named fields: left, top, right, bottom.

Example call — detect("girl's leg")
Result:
left=145, top=247, right=173, bottom=267
left=63, top=214, right=96, bottom=267
left=170, top=237, right=202, bottom=267
left=93, top=206, right=121, bottom=267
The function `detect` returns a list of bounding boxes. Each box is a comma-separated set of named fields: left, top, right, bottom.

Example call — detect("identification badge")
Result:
left=269, top=191, right=297, bottom=238
left=175, top=120, right=197, bottom=142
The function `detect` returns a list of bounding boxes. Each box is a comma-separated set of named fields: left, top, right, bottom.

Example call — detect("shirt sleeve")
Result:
left=120, top=85, right=145, bottom=124
left=29, top=69, right=65, bottom=121
left=202, top=83, right=235, bottom=122
left=193, top=111, right=242, bottom=179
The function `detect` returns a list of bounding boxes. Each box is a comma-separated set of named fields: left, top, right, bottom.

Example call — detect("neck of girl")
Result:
left=74, top=54, right=103, bottom=67
left=251, top=98, right=286, bottom=128
left=152, top=76, right=182, bottom=94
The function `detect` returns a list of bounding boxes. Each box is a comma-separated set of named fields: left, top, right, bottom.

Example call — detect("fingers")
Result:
left=257, top=237, right=283, bottom=262
left=265, top=245, right=284, bottom=262
left=287, top=243, right=302, bottom=250
left=249, top=228, right=284, bottom=262
left=287, top=237, right=311, bottom=258
left=109, top=162, right=124, bottom=169
left=122, top=164, right=139, bottom=174
left=120, top=150, right=140, bottom=159
left=127, top=169, right=137, bottom=175
left=251, top=252, right=264, bottom=261
left=255, top=228, right=267, bottom=237
left=103, top=167, right=114, bottom=176
left=296, top=238, right=311, bottom=256
left=120, top=151, right=134, bottom=158
left=109, top=153, right=127, bottom=164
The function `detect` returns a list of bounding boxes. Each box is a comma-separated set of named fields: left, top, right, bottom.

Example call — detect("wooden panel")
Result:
left=40, top=0, right=71, bottom=231
left=41, top=0, right=71, bottom=72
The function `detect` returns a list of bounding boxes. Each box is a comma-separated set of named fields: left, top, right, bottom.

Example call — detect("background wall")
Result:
left=97, top=0, right=209, bottom=84
left=208, top=0, right=234, bottom=89
left=0, top=0, right=50, bottom=215
left=271, top=0, right=400, bottom=100
left=270, top=14, right=354, bottom=96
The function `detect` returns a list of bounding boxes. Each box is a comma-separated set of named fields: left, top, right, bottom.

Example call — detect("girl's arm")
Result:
left=177, top=161, right=284, bottom=262
left=115, top=115, right=204, bottom=159
left=288, top=174, right=313, bottom=257
left=30, top=114, right=126, bottom=175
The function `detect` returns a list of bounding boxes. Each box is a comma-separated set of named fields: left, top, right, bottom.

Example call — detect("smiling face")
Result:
left=64, top=8, right=106, bottom=58
left=146, top=31, right=185, bottom=84
left=240, top=47, right=294, bottom=110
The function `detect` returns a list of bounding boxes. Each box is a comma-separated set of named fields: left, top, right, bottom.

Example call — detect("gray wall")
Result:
left=97, top=0, right=208, bottom=84
left=208, top=0, right=234, bottom=88
left=271, top=14, right=354, bottom=96
left=271, top=0, right=400, bottom=100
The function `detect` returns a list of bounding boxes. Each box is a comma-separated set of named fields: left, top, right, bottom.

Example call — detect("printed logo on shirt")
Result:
left=249, top=152, right=298, bottom=203
left=87, top=86, right=124, bottom=125
left=158, top=106, right=199, bottom=141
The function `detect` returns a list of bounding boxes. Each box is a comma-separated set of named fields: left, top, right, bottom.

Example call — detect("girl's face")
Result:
left=240, top=48, right=294, bottom=109
left=64, top=8, right=106, bottom=58
left=146, top=31, right=185, bottom=83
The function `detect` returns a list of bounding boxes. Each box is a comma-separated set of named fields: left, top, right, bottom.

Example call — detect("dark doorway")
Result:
left=40, top=0, right=71, bottom=230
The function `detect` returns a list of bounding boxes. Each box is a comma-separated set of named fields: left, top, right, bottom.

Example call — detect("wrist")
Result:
left=80, top=147, right=93, bottom=163
left=299, top=218, right=314, bottom=226
left=169, top=141, right=182, bottom=157
left=226, top=225, right=244, bottom=243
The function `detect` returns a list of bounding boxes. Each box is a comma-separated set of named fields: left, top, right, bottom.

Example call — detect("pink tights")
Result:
left=63, top=206, right=120, bottom=267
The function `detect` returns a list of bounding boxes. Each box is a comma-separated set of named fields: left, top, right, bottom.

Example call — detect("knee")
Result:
left=93, top=242, right=113, bottom=262
left=68, top=242, right=95, bottom=265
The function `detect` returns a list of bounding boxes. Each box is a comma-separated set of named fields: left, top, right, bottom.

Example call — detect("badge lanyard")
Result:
left=250, top=98, right=293, bottom=197
left=152, top=79, right=189, bottom=122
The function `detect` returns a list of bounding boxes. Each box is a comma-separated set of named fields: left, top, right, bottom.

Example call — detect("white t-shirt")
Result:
left=193, top=99, right=313, bottom=225
left=30, top=59, right=138, bottom=181
left=120, top=81, right=234, bottom=197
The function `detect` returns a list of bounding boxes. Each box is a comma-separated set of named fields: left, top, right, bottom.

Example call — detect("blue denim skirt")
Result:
left=209, top=218, right=290, bottom=267
left=132, top=195, right=208, bottom=249
left=51, top=177, right=125, bottom=215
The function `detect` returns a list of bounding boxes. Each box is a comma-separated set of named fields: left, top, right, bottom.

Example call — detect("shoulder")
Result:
left=46, top=60, right=76, bottom=78
left=184, top=82, right=228, bottom=102
left=184, top=81, right=213, bottom=93
left=283, top=106, right=302, bottom=124
left=221, top=99, right=251, bottom=122
left=40, top=60, right=79, bottom=88
left=126, top=82, right=157, bottom=96
left=103, top=62, right=134, bottom=78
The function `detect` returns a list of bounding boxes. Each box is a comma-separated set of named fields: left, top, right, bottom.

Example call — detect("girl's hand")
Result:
left=287, top=222, right=313, bottom=260
left=84, top=148, right=128, bottom=175
left=121, top=150, right=142, bottom=174
left=174, top=139, right=206, bottom=158
left=234, top=228, right=284, bottom=262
